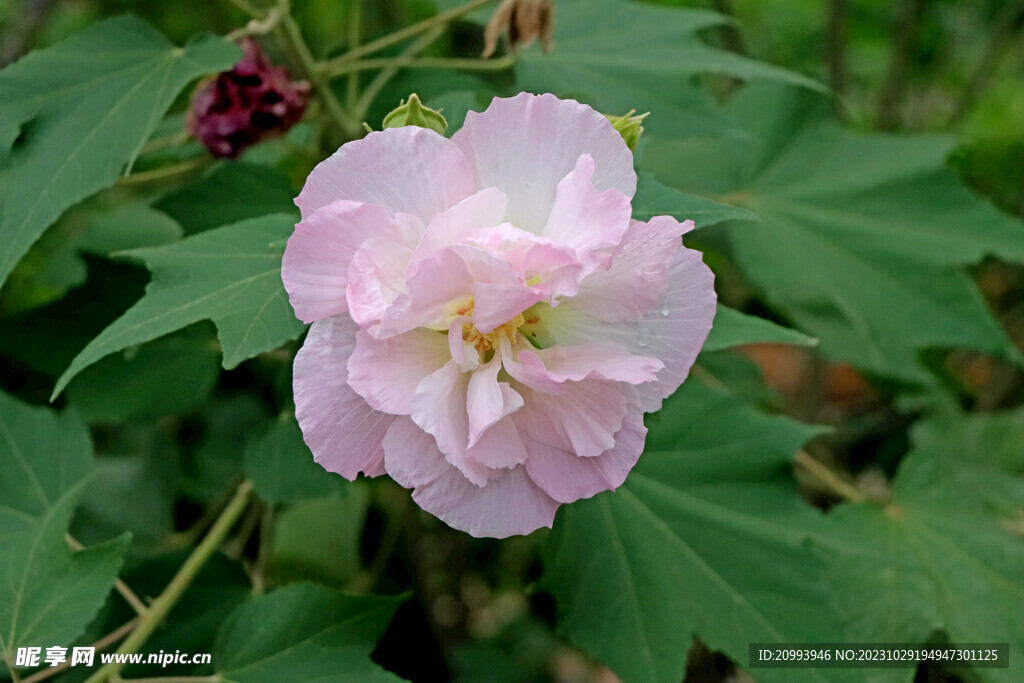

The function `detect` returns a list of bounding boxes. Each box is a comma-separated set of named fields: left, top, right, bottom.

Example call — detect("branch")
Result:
left=321, top=0, right=497, bottom=71
left=83, top=481, right=254, bottom=683
left=66, top=536, right=149, bottom=615
left=794, top=450, right=867, bottom=504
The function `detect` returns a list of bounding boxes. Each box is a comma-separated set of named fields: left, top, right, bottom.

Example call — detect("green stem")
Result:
left=118, top=677, right=219, bottom=683
left=794, top=450, right=867, bottom=503
left=327, top=53, right=515, bottom=78
left=321, top=0, right=497, bottom=71
left=353, top=25, right=447, bottom=124
left=346, top=0, right=362, bottom=108
left=274, top=0, right=360, bottom=140
left=117, top=157, right=209, bottom=186
left=83, top=481, right=254, bottom=683
left=21, top=619, right=138, bottom=683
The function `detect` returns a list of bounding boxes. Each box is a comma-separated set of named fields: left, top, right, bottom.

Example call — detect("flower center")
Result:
left=457, top=302, right=525, bottom=356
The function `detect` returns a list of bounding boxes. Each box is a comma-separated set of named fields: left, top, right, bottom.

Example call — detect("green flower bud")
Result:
left=382, top=94, right=448, bottom=136
left=605, top=109, right=649, bottom=151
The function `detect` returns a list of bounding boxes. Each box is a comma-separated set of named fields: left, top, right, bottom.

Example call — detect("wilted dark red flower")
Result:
left=187, top=38, right=310, bottom=159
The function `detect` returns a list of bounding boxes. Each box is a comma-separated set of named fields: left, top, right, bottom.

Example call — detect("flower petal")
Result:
left=541, top=154, right=632, bottom=262
left=452, top=93, right=636, bottom=233
left=466, top=355, right=524, bottom=446
left=282, top=200, right=402, bottom=323
left=347, top=235, right=416, bottom=328
left=296, top=126, right=477, bottom=222
left=410, top=360, right=498, bottom=486
left=541, top=245, right=717, bottom=412
left=571, top=216, right=693, bottom=322
left=384, top=418, right=557, bottom=537
left=511, top=378, right=630, bottom=457
left=505, top=341, right=663, bottom=390
left=524, top=409, right=646, bottom=503
left=294, top=315, right=394, bottom=479
left=409, top=187, right=509, bottom=273
left=347, top=328, right=451, bottom=415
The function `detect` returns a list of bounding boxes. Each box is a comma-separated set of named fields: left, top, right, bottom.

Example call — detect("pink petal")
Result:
left=466, top=224, right=587, bottom=301
left=294, top=315, right=394, bottom=479
left=505, top=342, right=663, bottom=390
left=282, top=201, right=402, bottom=323
left=540, top=246, right=717, bottom=412
left=346, top=235, right=415, bottom=328
left=511, top=378, right=630, bottom=458
left=347, top=328, right=451, bottom=415
left=382, top=416, right=452, bottom=488
left=571, top=216, right=692, bottom=322
left=541, top=154, right=632, bottom=263
left=383, top=418, right=557, bottom=537
left=409, top=360, right=497, bottom=486
left=524, top=410, right=646, bottom=503
left=465, top=414, right=529, bottom=469
left=466, top=356, right=524, bottom=446
left=296, top=126, right=477, bottom=222
left=452, top=93, right=636, bottom=233
left=471, top=280, right=544, bottom=333
left=408, top=187, right=509, bottom=273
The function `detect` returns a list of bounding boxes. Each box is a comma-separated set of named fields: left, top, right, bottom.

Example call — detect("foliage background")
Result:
left=1, top=0, right=1023, bottom=681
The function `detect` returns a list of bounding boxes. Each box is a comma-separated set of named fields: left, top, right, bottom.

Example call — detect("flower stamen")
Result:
left=459, top=302, right=525, bottom=355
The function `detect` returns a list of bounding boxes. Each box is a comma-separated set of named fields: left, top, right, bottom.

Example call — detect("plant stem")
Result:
left=21, top=619, right=139, bottom=683
left=66, top=536, right=149, bottom=615
left=117, top=158, right=210, bottom=186
left=327, top=53, right=514, bottom=78
left=876, top=0, right=925, bottom=130
left=825, top=0, right=848, bottom=118
left=321, top=0, right=497, bottom=71
left=273, top=0, right=360, bottom=140
left=83, top=481, right=254, bottom=683
left=794, top=450, right=867, bottom=503
left=353, top=25, right=447, bottom=124
left=948, top=2, right=1024, bottom=127
left=346, top=0, right=362, bottom=108
left=117, top=677, right=220, bottom=683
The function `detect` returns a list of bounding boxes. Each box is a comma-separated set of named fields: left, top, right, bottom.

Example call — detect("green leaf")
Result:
left=0, top=15, right=240, bottom=290
left=53, top=214, right=307, bottom=398
left=213, top=583, right=407, bottom=682
left=632, top=173, right=757, bottom=229
left=154, top=163, right=298, bottom=235
left=244, top=416, right=349, bottom=504
left=267, top=493, right=370, bottom=587
left=820, top=410, right=1024, bottom=682
left=514, top=0, right=823, bottom=139
left=66, top=323, right=221, bottom=422
left=653, top=84, right=1024, bottom=381
left=0, top=391, right=127, bottom=667
left=703, top=304, right=817, bottom=353
left=76, top=201, right=184, bottom=255
left=545, top=380, right=836, bottom=683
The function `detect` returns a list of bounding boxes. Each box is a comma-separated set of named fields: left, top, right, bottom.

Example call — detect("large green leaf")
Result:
left=213, top=583, right=407, bottom=682
left=820, top=410, right=1024, bottom=683
left=632, top=173, right=757, bottom=229
left=703, top=304, right=817, bottom=353
left=545, top=380, right=838, bottom=683
left=154, top=163, right=298, bottom=235
left=53, top=214, right=307, bottom=398
left=244, top=416, right=349, bottom=504
left=514, top=0, right=822, bottom=139
left=0, top=15, right=239, bottom=289
left=650, top=84, right=1024, bottom=381
left=0, top=392, right=127, bottom=672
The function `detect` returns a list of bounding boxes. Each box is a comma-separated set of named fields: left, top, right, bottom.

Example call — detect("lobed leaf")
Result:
left=53, top=214, right=307, bottom=398
left=0, top=15, right=240, bottom=289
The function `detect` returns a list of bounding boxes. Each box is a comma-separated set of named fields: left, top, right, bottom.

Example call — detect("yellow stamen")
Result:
left=458, top=301, right=525, bottom=356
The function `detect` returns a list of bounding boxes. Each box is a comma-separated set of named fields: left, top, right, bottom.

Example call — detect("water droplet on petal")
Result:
left=660, top=302, right=670, bottom=316
left=637, top=328, right=651, bottom=348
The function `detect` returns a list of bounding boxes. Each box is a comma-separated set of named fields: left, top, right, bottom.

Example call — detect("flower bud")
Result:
left=381, top=94, right=448, bottom=136
left=482, top=0, right=554, bottom=58
left=187, top=38, right=310, bottom=159
left=605, top=110, right=649, bottom=151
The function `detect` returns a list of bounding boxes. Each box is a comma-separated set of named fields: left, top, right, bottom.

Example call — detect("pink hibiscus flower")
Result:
left=282, top=93, right=716, bottom=538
